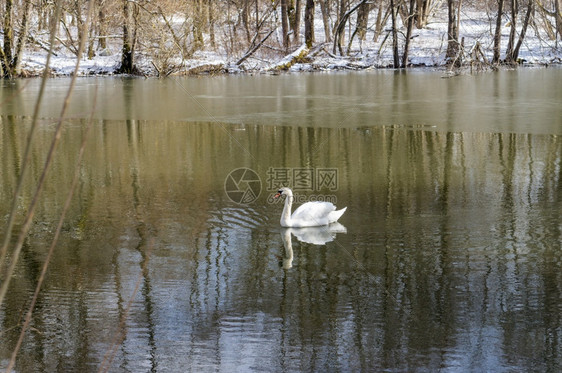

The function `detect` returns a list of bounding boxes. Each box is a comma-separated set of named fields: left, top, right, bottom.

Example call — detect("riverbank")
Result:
left=17, top=7, right=562, bottom=77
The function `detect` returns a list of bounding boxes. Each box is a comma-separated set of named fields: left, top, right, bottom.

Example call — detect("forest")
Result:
left=1, top=0, right=562, bottom=76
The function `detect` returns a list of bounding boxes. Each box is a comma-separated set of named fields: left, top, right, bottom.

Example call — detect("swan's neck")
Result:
left=280, top=195, right=293, bottom=227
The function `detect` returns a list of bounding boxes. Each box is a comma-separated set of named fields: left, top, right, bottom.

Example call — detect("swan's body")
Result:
left=274, top=187, right=347, bottom=227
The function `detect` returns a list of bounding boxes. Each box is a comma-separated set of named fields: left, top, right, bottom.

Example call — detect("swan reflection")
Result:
left=280, top=223, right=347, bottom=269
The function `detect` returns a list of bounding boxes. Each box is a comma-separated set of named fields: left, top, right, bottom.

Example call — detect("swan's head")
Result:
left=274, top=187, right=293, bottom=199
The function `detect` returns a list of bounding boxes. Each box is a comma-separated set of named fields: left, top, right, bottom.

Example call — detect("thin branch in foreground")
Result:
left=0, top=1, right=63, bottom=301
left=4, top=1, right=96, bottom=368
left=7, top=90, right=98, bottom=373
left=0, top=0, right=94, bottom=328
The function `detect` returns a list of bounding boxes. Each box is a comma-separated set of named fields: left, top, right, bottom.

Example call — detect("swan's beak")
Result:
left=274, top=192, right=282, bottom=199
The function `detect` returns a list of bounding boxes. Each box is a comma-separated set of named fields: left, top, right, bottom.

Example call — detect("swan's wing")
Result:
left=327, top=207, right=347, bottom=224
left=291, top=201, right=336, bottom=225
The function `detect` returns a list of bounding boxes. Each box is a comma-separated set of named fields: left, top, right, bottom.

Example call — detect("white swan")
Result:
left=274, top=187, right=347, bottom=227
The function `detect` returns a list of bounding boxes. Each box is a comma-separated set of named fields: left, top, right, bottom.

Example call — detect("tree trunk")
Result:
left=281, top=0, right=290, bottom=51
left=556, top=0, right=562, bottom=39
left=319, top=0, right=331, bottom=42
left=505, top=0, right=518, bottom=63
left=373, top=1, right=384, bottom=42
left=290, top=0, right=302, bottom=43
left=242, top=0, right=252, bottom=43
left=88, top=20, right=95, bottom=59
left=98, top=0, right=107, bottom=50
left=347, top=2, right=371, bottom=53
left=402, top=0, right=416, bottom=67
left=207, top=0, right=215, bottom=48
left=390, top=0, right=400, bottom=67
left=357, top=2, right=371, bottom=41
left=305, top=0, right=315, bottom=48
left=118, top=0, right=137, bottom=74
left=333, top=0, right=368, bottom=55
left=446, top=0, right=460, bottom=63
left=193, top=0, right=204, bottom=50
left=416, top=0, right=432, bottom=28
left=255, top=0, right=260, bottom=31
left=335, top=0, right=348, bottom=49
left=2, top=0, right=14, bottom=77
left=1, top=0, right=32, bottom=77
left=493, top=0, right=504, bottom=64
left=512, top=0, right=534, bottom=60
left=13, top=0, right=32, bottom=75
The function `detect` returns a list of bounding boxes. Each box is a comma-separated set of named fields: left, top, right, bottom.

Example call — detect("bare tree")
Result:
left=390, top=0, right=400, bottom=66
left=290, top=0, right=302, bottom=43
left=281, top=0, right=290, bottom=51
left=493, top=0, right=504, bottom=64
left=403, top=0, right=416, bottom=67
left=373, top=0, right=386, bottom=42
left=445, top=0, right=461, bottom=64
left=416, top=0, right=434, bottom=28
left=507, top=0, right=535, bottom=62
left=1, top=0, right=560, bottom=76
left=207, top=0, right=216, bottom=48
left=333, top=0, right=369, bottom=55
left=2, top=0, right=33, bottom=77
left=348, top=1, right=372, bottom=52
left=118, top=0, right=139, bottom=73
left=334, top=0, right=349, bottom=50
left=555, top=0, right=562, bottom=39
left=305, top=0, right=315, bottom=47
left=319, top=0, right=332, bottom=42
left=242, top=0, right=253, bottom=42
left=97, top=0, right=108, bottom=51
left=1, top=0, right=15, bottom=77
left=13, top=0, right=32, bottom=75
left=505, top=0, right=518, bottom=63
left=193, top=0, right=205, bottom=50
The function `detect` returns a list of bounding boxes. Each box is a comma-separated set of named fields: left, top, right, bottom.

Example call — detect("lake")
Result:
left=1, top=68, right=561, bottom=372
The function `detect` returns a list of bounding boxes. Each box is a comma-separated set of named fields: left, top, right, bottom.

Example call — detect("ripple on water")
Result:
left=216, top=313, right=283, bottom=371
left=208, top=206, right=269, bottom=230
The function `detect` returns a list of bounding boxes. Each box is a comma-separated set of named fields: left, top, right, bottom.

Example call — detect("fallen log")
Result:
left=265, top=44, right=310, bottom=71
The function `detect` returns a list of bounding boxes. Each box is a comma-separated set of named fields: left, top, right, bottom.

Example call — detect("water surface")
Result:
left=0, top=69, right=561, bottom=372
left=1, top=68, right=561, bottom=133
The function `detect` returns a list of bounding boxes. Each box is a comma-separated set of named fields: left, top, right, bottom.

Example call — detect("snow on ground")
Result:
left=22, top=53, right=120, bottom=76
left=19, top=6, right=561, bottom=77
